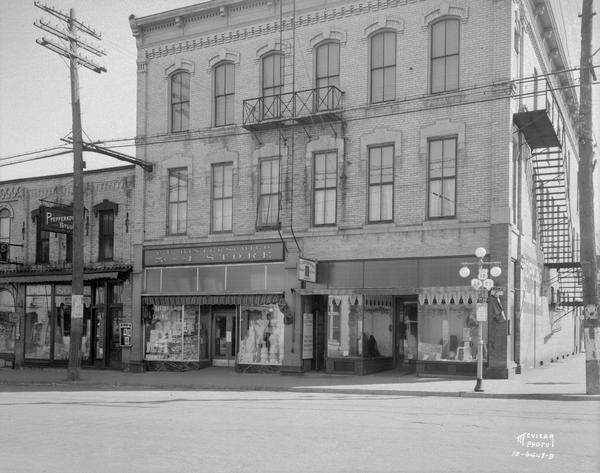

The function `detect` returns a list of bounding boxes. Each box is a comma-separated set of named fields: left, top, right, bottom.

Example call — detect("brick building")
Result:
left=127, top=0, right=582, bottom=377
left=0, top=166, right=136, bottom=369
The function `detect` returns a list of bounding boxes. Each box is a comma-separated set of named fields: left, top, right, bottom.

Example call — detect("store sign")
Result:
left=119, top=323, right=132, bottom=347
left=302, top=313, right=314, bottom=359
left=297, top=258, right=317, bottom=282
left=144, top=242, right=284, bottom=266
left=40, top=206, right=73, bottom=234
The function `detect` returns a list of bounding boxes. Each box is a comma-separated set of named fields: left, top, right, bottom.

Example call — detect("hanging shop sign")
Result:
left=144, top=242, right=284, bottom=266
left=302, top=313, right=314, bottom=359
left=119, top=323, right=132, bottom=347
left=297, top=258, right=317, bottom=283
left=40, top=206, right=73, bottom=234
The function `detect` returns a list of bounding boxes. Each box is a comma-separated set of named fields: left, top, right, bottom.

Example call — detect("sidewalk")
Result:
left=1, top=353, right=598, bottom=400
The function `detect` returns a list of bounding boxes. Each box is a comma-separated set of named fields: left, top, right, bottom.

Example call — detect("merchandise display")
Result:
left=418, top=305, right=487, bottom=362
left=144, top=304, right=200, bottom=361
left=238, top=305, right=284, bottom=365
left=327, top=295, right=393, bottom=359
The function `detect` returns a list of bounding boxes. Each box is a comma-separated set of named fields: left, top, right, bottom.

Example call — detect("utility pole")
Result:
left=578, top=0, right=600, bottom=395
left=34, top=1, right=106, bottom=381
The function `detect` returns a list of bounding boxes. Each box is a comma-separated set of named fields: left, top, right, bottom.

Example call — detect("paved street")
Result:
left=0, top=389, right=598, bottom=473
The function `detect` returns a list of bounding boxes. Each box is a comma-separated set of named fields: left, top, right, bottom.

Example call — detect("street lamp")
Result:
left=459, top=247, right=502, bottom=392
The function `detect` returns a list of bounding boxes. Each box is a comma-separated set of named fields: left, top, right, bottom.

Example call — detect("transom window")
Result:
left=214, top=62, right=235, bottom=126
left=428, top=137, right=457, bottom=218
left=315, top=42, right=340, bottom=111
left=170, top=71, right=190, bottom=132
left=262, top=53, right=283, bottom=119
left=98, top=210, right=114, bottom=261
left=313, top=151, right=337, bottom=226
left=368, top=145, right=394, bottom=222
left=257, top=158, right=280, bottom=229
left=168, top=168, right=188, bottom=235
left=370, top=31, right=396, bottom=103
left=430, top=18, right=460, bottom=93
left=212, top=163, right=233, bottom=232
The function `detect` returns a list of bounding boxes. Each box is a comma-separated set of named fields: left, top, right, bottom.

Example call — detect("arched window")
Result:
left=370, top=31, right=396, bottom=103
left=262, top=52, right=283, bottom=119
left=170, top=71, right=190, bottom=132
left=315, top=41, right=340, bottom=111
left=214, top=62, right=235, bottom=126
left=0, top=209, right=10, bottom=262
left=430, top=18, right=459, bottom=93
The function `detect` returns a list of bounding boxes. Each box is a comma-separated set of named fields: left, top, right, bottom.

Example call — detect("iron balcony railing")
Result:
left=242, top=85, right=344, bottom=128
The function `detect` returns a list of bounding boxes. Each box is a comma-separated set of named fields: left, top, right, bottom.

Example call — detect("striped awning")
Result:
left=142, top=293, right=284, bottom=306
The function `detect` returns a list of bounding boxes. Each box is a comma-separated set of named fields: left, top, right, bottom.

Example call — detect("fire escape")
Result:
left=513, top=77, right=582, bottom=306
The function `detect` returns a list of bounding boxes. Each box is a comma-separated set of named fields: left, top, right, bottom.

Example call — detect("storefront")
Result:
left=0, top=266, right=132, bottom=369
left=140, top=241, right=293, bottom=371
left=299, top=257, right=501, bottom=376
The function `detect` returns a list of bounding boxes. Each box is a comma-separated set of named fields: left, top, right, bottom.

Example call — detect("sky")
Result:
left=0, top=0, right=598, bottom=182
left=0, top=0, right=203, bottom=181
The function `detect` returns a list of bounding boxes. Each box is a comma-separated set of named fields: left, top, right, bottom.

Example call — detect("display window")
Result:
left=25, top=285, right=52, bottom=360
left=238, top=305, right=284, bottom=365
left=143, top=304, right=202, bottom=361
left=418, top=305, right=487, bottom=362
left=0, top=289, right=16, bottom=354
left=326, top=295, right=393, bottom=359
left=53, top=286, right=92, bottom=361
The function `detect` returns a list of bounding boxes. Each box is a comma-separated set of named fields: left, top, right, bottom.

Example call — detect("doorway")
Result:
left=212, top=306, right=237, bottom=367
left=394, top=299, right=418, bottom=369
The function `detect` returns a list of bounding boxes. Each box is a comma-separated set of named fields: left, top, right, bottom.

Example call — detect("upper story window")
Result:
left=98, top=210, right=114, bottom=261
left=430, top=18, right=459, bottom=93
left=315, top=41, right=340, bottom=111
left=36, top=217, right=49, bottom=264
left=170, top=71, right=190, bottom=132
left=262, top=53, right=283, bottom=119
left=168, top=168, right=188, bottom=235
left=257, top=157, right=280, bottom=229
left=368, top=145, right=394, bottom=223
left=214, top=62, right=235, bottom=126
left=212, top=163, right=233, bottom=233
left=428, top=137, right=457, bottom=218
left=0, top=209, right=10, bottom=262
left=370, top=31, right=396, bottom=103
left=65, top=234, right=72, bottom=263
left=313, top=151, right=337, bottom=226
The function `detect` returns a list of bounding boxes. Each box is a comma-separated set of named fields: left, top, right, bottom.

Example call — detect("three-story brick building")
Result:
left=127, top=0, right=582, bottom=377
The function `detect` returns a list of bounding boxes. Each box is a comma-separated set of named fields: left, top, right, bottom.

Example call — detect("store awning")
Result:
left=418, top=286, right=478, bottom=305
left=296, top=288, right=418, bottom=296
left=0, top=271, right=122, bottom=284
left=142, top=293, right=284, bottom=306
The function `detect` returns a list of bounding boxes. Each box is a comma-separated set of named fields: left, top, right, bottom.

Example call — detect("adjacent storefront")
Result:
left=140, top=241, right=292, bottom=370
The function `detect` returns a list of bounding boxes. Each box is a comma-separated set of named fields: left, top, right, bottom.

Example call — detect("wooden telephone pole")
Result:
left=34, top=2, right=106, bottom=381
left=578, top=0, right=600, bottom=395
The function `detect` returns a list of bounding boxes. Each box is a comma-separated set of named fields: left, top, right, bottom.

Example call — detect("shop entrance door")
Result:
left=394, top=299, right=418, bottom=369
left=212, top=307, right=236, bottom=367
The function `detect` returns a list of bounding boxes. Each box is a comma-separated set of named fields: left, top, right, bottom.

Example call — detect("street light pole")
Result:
left=459, top=247, right=502, bottom=392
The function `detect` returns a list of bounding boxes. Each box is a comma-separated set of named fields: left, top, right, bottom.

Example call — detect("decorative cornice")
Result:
left=0, top=186, right=23, bottom=202
left=143, top=0, right=424, bottom=60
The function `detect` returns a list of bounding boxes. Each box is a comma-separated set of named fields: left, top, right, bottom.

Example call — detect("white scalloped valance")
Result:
left=418, top=286, right=477, bottom=305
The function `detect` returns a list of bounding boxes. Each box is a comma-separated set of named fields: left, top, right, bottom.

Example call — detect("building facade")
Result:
left=127, top=0, right=583, bottom=377
left=0, top=167, right=136, bottom=369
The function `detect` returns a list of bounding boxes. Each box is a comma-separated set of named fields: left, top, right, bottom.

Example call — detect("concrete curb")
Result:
left=2, top=379, right=599, bottom=401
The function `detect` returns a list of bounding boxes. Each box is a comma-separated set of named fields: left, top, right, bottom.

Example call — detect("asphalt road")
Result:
left=0, top=389, right=598, bottom=473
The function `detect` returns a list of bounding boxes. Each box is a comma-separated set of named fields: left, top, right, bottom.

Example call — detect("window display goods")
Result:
left=238, top=304, right=284, bottom=365
left=144, top=304, right=201, bottom=361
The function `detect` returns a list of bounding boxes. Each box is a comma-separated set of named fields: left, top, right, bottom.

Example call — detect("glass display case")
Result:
left=238, top=305, right=284, bottom=365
